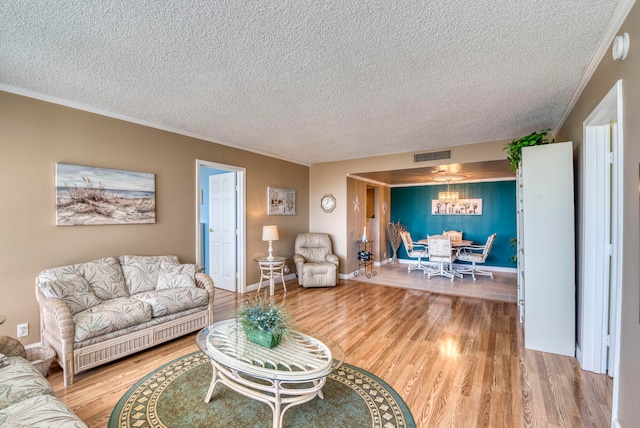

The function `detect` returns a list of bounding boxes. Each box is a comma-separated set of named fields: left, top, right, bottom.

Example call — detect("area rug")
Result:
left=109, top=351, right=415, bottom=428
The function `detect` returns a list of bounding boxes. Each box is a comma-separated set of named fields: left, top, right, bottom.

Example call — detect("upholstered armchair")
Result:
left=293, top=233, right=339, bottom=287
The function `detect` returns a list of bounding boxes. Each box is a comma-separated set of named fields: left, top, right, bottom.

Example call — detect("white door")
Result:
left=580, top=80, right=622, bottom=378
left=582, top=124, right=612, bottom=374
left=209, top=172, right=237, bottom=292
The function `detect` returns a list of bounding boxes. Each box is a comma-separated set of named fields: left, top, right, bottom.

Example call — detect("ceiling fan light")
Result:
left=432, top=174, right=466, bottom=182
left=438, top=191, right=459, bottom=204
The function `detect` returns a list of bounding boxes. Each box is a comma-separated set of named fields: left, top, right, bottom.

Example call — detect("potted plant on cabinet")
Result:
left=504, top=129, right=555, bottom=172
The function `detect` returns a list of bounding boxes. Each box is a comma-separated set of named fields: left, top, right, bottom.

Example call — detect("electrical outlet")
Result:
left=17, top=323, right=28, bottom=338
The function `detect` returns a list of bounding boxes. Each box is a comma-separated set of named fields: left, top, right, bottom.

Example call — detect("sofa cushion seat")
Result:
left=73, top=298, right=152, bottom=342
left=0, top=357, right=54, bottom=410
left=0, top=394, right=87, bottom=427
left=132, top=287, right=209, bottom=317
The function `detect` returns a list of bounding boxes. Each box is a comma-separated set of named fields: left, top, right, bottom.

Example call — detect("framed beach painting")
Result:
left=431, top=198, right=482, bottom=215
left=55, top=163, right=156, bottom=225
left=268, top=187, right=296, bottom=215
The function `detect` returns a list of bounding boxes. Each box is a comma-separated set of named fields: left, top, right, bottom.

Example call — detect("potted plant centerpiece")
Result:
left=237, top=294, right=292, bottom=348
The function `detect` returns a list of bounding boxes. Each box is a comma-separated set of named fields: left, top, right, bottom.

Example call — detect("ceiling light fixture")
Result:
left=432, top=174, right=466, bottom=182
left=433, top=170, right=465, bottom=204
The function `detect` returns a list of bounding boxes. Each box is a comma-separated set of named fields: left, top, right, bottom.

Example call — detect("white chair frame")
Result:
left=426, top=235, right=462, bottom=281
left=400, top=231, right=430, bottom=273
left=455, top=233, right=497, bottom=280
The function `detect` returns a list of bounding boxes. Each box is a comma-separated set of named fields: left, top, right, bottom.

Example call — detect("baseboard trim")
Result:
left=246, top=273, right=297, bottom=293
left=396, top=258, right=517, bottom=273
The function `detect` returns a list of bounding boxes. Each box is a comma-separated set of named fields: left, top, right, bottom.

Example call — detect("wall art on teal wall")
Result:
left=432, top=198, right=482, bottom=215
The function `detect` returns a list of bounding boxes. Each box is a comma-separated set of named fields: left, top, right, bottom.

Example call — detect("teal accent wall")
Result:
left=391, top=180, right=516, bottom=268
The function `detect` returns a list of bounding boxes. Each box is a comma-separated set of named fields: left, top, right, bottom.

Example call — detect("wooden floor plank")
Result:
left=47, top=278, right=612, bottom=427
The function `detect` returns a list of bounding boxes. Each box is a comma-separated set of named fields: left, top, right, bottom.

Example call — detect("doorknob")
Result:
left=209, top=228, right=213, bottom=232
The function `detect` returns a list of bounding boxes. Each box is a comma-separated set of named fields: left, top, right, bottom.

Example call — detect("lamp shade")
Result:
left=262, top=225, right=279, bottom=241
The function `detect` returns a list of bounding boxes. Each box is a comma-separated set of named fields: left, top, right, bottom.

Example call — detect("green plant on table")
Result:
left=237, top=294, right=292, bottom=338
left=504, top=129, right=555, bottom=172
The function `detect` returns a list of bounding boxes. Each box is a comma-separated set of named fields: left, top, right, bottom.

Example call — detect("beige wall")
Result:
left=0, top=91, right=309, bottom=345
left=557, top=3, right=640, bottom=425
left=310, top=139, right=509, bottom=273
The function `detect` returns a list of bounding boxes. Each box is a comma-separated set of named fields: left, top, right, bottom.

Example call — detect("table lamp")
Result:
left=262, top=225, right=279, bottom=261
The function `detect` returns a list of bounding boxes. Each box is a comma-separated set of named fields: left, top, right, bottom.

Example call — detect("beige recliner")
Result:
left=293, top=233, right=339, bottom=287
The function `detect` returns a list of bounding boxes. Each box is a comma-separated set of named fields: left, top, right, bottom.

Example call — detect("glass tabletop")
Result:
left=196, top=319, right=344, bottom=382
left=254, top=256, right=287, bottom=263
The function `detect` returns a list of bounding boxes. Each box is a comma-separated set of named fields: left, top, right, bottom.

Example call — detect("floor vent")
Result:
left=414, top=150, right=451, bottom=163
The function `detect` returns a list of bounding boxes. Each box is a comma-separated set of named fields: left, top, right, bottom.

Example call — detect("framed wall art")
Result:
left=268, top=187, right=296, bottom=215
left=56, top=163, right=156, bottom=225
left=431, top=198, right=482, bottom=215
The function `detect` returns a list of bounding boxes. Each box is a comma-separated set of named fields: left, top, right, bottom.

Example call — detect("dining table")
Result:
left=417, top=238, right=473, bottom=247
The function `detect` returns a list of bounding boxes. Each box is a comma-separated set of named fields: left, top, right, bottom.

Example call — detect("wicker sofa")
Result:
left=35, top=255, right=214, bottom=386
left=0, top=356, right=86, bottom=427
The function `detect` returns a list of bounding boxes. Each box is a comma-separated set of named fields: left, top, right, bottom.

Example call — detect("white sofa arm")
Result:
left=195, top=272, right=215, bottom=323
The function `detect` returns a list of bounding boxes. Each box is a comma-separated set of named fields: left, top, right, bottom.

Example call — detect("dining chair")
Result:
left=400, top=231, right=429, bottom=273
left=442, top=230, right=463, bottom=243
left=426, top=235, right=461, bottom=280
left=455, top=233, right=497, bottom=280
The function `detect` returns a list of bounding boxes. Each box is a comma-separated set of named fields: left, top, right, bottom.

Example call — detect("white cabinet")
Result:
left=517, top=142, right=575, bottom=356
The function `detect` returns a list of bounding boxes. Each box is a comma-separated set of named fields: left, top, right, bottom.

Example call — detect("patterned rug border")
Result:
left=109, top=351, right=416, bottom=428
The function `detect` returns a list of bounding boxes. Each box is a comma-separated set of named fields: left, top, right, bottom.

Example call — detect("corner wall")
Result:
left=556, top=2, right=640, bottom=424
left=0, top=90, right=309, bottom=345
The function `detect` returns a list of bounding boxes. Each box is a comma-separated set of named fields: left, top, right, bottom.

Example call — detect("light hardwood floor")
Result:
left=48, top=278, right=612, bottom=427
left=358, top=262, right=518, bottom=303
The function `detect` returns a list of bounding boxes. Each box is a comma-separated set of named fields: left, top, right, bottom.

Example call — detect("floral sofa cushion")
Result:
left=0, top=394, right=87, bottom=427
left=155, top=262, right=197, bottom=290
left=0, top=357, right=54, bottom=410
left=118, top=255, right=180, bottom=295
left=38, top=257, right=128, bottom=300
left=132, top=287, right=209, bottom=317
left=73, top=297, right=152, bottom=342
left=37, top=275, right=102, bottom=315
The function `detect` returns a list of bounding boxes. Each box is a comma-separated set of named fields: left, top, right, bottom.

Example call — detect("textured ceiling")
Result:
left=0, top=0, right=622, bottom=166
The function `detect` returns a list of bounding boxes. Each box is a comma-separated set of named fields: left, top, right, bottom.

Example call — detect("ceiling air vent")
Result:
left=414, top=150, right=451, bottom=163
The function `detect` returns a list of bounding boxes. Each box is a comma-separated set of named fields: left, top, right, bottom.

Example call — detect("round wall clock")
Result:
left=321, top=194, right=336, bottom=213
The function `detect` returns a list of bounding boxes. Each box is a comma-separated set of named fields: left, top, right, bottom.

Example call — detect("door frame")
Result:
left=196, top=160, right=247, bottom=293
left=580, top=80, right=622, bottom=379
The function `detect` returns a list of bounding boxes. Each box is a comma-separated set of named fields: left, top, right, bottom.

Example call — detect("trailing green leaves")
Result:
left=504, top=129, right=555, bottom=172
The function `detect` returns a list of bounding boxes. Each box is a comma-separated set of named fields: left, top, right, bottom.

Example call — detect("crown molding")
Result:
left=553, top=0, right=636, bottom=134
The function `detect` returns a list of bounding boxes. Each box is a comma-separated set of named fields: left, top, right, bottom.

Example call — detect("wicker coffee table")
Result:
left=196, top=319, right=344, bottom=428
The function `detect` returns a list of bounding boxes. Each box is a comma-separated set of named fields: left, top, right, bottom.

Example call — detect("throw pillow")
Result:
left=119, top=255, right=180, bottom=294
left=38, top=274, right=102, bottom=315
left=156, top=262, right=197, bottom=290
